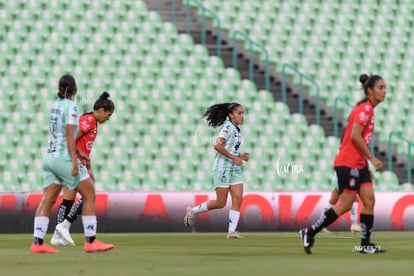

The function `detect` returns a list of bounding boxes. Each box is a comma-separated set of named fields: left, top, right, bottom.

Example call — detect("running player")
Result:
left=50, top=92, right=114, bottom=246
left=300, top=74, right=386, bottom=254
left=184, top=102, right=249, bottom=238
left=31, top=75, right=114, bottom=253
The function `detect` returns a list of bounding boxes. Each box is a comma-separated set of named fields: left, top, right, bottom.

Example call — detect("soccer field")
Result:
left=0, top=232, right=412, bottom=276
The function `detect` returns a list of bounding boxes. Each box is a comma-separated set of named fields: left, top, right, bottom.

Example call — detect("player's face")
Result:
left=229, top=105, right=244, bottom=126
left=97, top=108, right=113, bottom=124
left=369, top=79, right=386, bottom=104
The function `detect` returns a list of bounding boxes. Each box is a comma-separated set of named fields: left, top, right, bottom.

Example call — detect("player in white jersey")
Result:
left=184, top=102, right=249, bottom=238
left=31, top=75, right=114, bottom=253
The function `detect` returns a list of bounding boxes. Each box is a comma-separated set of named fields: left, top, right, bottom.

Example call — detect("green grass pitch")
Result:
left=0, top=231, right=412, bottom=276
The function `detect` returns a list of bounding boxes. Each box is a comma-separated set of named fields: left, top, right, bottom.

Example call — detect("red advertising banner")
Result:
left=0, top=192, right=413, bottom=233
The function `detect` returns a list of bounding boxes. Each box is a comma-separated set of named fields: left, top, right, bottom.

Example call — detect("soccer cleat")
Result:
left=184, top=206, right=194, bottom=227
left=50, top=230, right=75, bottom=246
left=31, top=243, right=59, bottom=254
left=357, top=243, right=387, bottom=254
left=84, top=239, right=114, bottom=253
left=226, top=231, right=244, bottom=239
left=350, top=224, right=361, bottom=233
left=321, top=227, right=331, bottom=233
left=299, top=228, right=314, bottom=255
left=55, top=223, right=75, bottom=246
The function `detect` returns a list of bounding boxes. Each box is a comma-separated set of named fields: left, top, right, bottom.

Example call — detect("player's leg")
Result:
left=66, top=197, right=83, bottom=224
left=320, top=189, right=339, bottom=232
left=184, top=170, right=230, bottom=227
left=227, top=182, right=243, bottom=238
left=226, top=168, right=244, bottom=238
left=51, top=187, right=77, bottom=246
left=31, top=183, right=62, bottom=253
left=55, top=186, right=76, bottom=225
left=350, top=197, right=361, bottom=233
left=300, top=166, right=356, bottom=254
left=76, top=177, right=114, bottom=252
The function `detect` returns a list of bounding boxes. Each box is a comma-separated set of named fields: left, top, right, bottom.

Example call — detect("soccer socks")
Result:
left=191, top=202, right=208, bottom=215
left=33, top=216, right=49, bottom=245
left=67, top=198, right=83, bottom=223
left=228, top=210, right=240, bottom=233
left=360, top=213, right=374, bottom=245
left=318, top=203, right=333, bottom=221
left=82, top=215, right=97, bottom=243
left=308, top=208, right=339, bottom=237
left=56, top=199, right=74, bottom=224
left=350, top=201, right=358, bottom=225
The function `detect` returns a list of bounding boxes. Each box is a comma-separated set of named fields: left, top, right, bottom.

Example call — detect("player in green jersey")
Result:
left=184, top=102, right=249, bottom=238
left=31, top=75, right=114, bottom=253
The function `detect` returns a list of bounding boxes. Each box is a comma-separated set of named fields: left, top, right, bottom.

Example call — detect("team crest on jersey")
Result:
left=349, top=178, right=355, bottom=187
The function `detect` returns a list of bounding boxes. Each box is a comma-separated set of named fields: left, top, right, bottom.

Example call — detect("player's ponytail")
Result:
left=359, top=74, right=383, bottom=96
left=203, top=102, right=241, bottom=128
left=93, top=91, right=115, bottom=112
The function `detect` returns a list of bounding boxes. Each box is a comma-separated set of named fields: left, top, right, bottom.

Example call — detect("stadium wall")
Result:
left=0, top=192, right=413, bottom=233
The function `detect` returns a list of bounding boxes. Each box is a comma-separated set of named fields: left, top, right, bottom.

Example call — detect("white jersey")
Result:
left=46, top=99, right=78, bottom=159
left=212, top=120, right=243, bottom=170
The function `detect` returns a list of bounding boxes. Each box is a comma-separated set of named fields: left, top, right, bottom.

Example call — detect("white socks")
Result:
left=191, top=202, right=208, bottom=215
left=82, top=216, right=97, bottom=237
left=228, top=210, right=240, bottom=233
left=60, top=219, right=72, bottom=230
left=351, top=201, right=358, bottom=225
left=33, top=216, right=49, bottom=240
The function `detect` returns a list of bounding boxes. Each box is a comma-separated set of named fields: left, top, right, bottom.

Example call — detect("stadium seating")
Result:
left=195, top=0, right=414, bottom=156
left=0, top=0, right=406, bottom=192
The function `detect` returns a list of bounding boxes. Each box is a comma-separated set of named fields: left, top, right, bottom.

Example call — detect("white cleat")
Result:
left=226, top=231, right=244, bottom=239
left=55, top=223, right=75, bottom=246
left=50, top=230, right=75, bottom=246
left=350, top=224, right=361, bottom=233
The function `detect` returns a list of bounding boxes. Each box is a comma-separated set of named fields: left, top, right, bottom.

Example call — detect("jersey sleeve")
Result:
left=66, top=102, right=78, bottom=126
left=353, top=103, right=373, bottom=127
left=79, top=115, right=91, bottom=133
left=217, top=122, right=232, bottom=141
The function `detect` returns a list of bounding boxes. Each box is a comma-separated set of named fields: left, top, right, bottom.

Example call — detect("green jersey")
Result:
left=212, top=120, right=243, bottom=170
left=46, top=99, right=78, bottom=159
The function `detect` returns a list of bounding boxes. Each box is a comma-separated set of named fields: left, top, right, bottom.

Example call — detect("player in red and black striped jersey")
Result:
left=300, top=74, right=387, bottom=254
left=51, top=92, right=115, bottom=246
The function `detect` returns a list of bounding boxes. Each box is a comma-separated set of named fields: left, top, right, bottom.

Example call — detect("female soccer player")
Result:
left=300, top=74, right=386, bottom=254
left=50, top=92, right=114, bottom=246
left=184, top=102, right=249, bottom=238
left=31, top=75, right=114, bottom=253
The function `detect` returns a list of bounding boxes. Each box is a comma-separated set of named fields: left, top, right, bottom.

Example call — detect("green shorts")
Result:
left=212, top=168, right=244, bottom=189
left=42, top=155, right=90, bottom=190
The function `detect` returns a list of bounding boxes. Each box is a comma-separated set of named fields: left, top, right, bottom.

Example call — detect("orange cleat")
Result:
left=84, top=239, right=114, bottom=253
left=30, top=243, right=59, bottom=254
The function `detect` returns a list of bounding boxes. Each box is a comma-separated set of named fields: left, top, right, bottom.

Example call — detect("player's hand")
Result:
left=371, top=157, right=383, bottom=171
left=78, top=151, right=90, bottom=163
left=232, top=156, right=243, bottom=166
left=71, top=160, right=78, bottom=176
left=240, top=152, right=249, bottom=162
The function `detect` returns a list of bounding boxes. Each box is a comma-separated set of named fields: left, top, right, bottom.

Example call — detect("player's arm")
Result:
left=214, top=137, right=243, bottom=166
left=350, top=122, right=383, bottom=171
left=66, top=124, right=78, bottom=176
left=75, top=130, right=90, bottom=163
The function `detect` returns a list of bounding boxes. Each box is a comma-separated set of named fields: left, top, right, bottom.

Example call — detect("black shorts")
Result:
left=334, top=165, right=372, bottom=194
